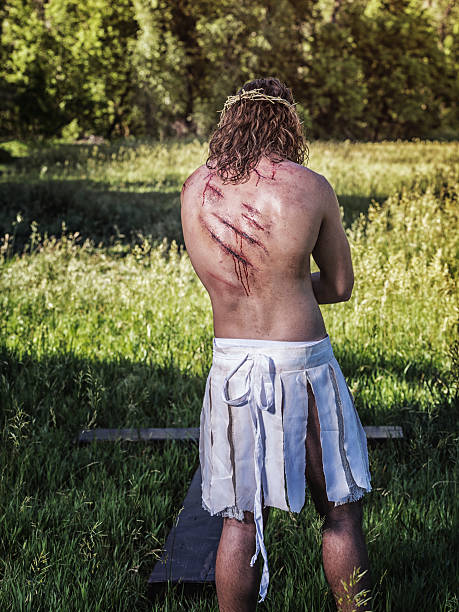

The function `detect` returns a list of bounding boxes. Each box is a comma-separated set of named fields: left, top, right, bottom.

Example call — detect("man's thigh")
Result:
left=305, top=381, right=363, bottom=526
left=305, top=381, right=336, bottom=518
left=224, top=380, right=363, bottom=528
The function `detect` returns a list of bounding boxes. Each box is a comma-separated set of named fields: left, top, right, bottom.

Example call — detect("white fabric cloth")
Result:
left=199, top=335, right=372, bottom=603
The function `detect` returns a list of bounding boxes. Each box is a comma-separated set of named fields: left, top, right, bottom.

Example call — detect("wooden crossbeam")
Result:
left=77, top=425, right=403, bottom=444
left=363, top=426, right=403, bottom=439
left=75, top=425, right=403, bottom=594
left=147, top=425, right=404, bottom=593
left=147, top=465, right=222, bottom=594
left=77, top=427, right=200, bottom=443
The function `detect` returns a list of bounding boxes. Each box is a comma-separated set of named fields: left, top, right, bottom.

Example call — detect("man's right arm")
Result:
left=310, top=176, right=354, bottom=304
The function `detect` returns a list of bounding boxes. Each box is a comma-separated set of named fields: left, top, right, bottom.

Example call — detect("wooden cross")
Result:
left=76, top=425, right=403, bottom=597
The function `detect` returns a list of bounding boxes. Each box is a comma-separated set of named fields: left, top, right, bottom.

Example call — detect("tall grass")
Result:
left=0, top=140, right=457, bottom=611
left=1, top=139, right=458, bottom=251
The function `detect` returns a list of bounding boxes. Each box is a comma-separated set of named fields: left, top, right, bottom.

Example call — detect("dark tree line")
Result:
left=1, top=0, right=457, bottom=140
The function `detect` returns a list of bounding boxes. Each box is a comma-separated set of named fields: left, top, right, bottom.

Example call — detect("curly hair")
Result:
left=206, top=77, right=308, bottom=184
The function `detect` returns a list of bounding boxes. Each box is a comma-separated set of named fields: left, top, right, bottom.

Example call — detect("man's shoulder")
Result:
left=180, top=165, right=208, bottom=214
left=279, top=162, right=335, bottom=213
left=281, top=160, right=329, bottom=188
left=182, top=164, right=209, bottom=194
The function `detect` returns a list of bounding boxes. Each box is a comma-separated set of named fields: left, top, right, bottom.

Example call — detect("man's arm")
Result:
left=310, top=176, right=354, bottom=304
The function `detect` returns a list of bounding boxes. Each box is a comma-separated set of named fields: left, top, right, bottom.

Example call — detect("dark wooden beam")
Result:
left=77, top=427, right=200, bottom=443
left=363, top=425, right=403, bottom=439
left=74, top=425, right=403, bottom=596
left=146, top=425, right=405, bottom=594
left=77, top=425, right=403, bottom=444
left=147, top=465, right=222, bottom=596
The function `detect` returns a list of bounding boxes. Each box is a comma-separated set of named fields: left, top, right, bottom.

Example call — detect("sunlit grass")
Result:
left=0, top=140, right=457, bottom=611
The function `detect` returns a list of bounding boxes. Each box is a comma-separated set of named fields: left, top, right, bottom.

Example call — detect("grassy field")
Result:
left=0, top=139, right=458, bottom=611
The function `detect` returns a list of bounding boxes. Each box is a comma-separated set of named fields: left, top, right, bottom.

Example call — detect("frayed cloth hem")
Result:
left=333, top=484, right=371, bottom=507
left=202, top=500, right=248, bottom=521
left=202, top=484, right=372, bottom=518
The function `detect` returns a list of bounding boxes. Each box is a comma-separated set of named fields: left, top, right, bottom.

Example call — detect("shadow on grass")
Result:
left=338, top=194, right=386, bottom=227
left=0, top=344, right=209, bottom=609
left=1, top=329, right=455, bottom=453
left=0, top=179, right=183, bottom=254
left=0, top=344, right=206, bottom=435
left=0, top=178, right=386, bottom=256
left=367, top=499, right=458, bottom=612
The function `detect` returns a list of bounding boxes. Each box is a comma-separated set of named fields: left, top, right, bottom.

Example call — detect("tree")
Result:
left=1, top=0, right=139, bottom=138
left=0, top=0, right=457, bottom=139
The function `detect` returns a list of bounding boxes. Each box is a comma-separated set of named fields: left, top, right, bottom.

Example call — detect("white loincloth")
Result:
left=199, top=335, right=372, bottom=602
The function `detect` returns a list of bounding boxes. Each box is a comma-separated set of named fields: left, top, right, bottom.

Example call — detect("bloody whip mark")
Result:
left=206, top=227, right=254, bottom=269
left=241, top=202, right=262, bottom=216
left=211, top=213, right=268, bottom=254
left=238, top=233, right=250, bottom=295
left=208, top=228, right=252, bottom=296
left=254, top=166, right=276, bottom=186
left=242, top=213, right=265, bottom=231
left=209, top=184, right=224, bottom=197
left=233, top=255, right=240, bottom=285
left=199, top=214, right=254, bottom=296
left=181, top=176, right=191, bottom=193
left=202, top=173, right=224, bottom=205
left=231, top=232, right=250, bottom=296
left=207, top=270, right=239, bottom=290
left=241, top=202, right=271, bottom=232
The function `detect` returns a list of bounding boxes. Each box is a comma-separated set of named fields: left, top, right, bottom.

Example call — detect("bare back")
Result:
left=181, top=156, right=353, bottom=341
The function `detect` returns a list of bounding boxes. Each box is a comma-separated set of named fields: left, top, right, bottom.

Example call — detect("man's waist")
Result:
left=211, top=334, right=334, bottom=371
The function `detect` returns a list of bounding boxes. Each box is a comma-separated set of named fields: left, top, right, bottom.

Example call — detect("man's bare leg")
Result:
left=215, top=506, right=270, bottom=612
left=214, top=382, right=371, bottom=612
left=305, top=383, right=372, bottom=611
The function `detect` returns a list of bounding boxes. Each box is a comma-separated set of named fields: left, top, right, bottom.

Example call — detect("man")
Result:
left=180, top=77, right=372, bottom=611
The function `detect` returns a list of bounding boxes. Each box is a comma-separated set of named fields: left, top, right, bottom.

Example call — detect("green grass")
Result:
left=0, top=139, right=458, bottom=611
left=1, top=139, right=457, bottom=251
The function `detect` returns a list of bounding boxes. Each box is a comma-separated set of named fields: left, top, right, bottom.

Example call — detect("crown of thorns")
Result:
left=218, top=88, right=296, bottom=124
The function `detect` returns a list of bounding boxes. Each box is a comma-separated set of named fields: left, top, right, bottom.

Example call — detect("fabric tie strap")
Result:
left=221, top=353, right=275, bottom=602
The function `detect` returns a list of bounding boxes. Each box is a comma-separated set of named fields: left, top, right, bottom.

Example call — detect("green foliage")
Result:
left=303, top=0, right=459, bottom=139
left=133, top=0, right=190, bottom=137
left=1, top=138, right=457, bottom=255
left=354, top=1, right=457, bottom=140
left=0, top=0, right=458, bottom=139
left=1, top=0, right=138, bottom=138
left=301, top=7, right=369, bottom=139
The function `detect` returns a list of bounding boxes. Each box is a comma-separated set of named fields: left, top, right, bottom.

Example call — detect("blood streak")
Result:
left=202, top=173, right=224, bottom=205
left=181, top=176, right=191, bottom=193
left=207, top=270, right=239, bottom=290
left=206, top=227, right=254, bottom=270
left=253, top=164, right=276, bottom=186
left=229, top=232, right=249, bottom=296
left=241, top=202, right=262, bottom=216
left=233, top=254, right=241, bottom=286
left=200, top=215, right=254, bottom=296
left=241, top=202, right=271, bottom=232
left=239, top=233, right=250, bottom=295
left=211, top=213, right=268, bottom=254
left=209, top=184, right=224, bottom=197
left=242, top=213, right=265, bottom=231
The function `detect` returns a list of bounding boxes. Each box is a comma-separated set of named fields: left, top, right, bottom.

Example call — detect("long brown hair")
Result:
left=206, top=77, right=308, bottom=184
